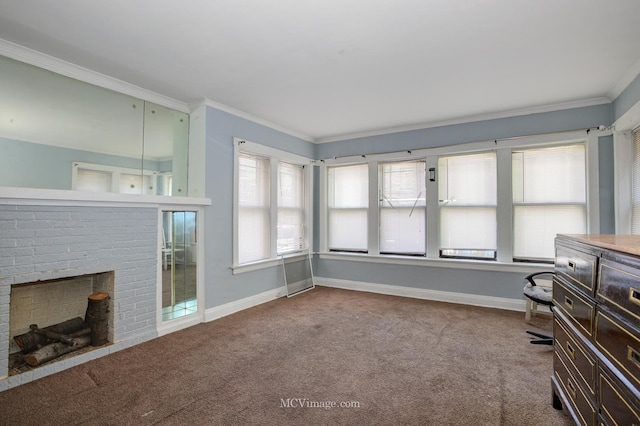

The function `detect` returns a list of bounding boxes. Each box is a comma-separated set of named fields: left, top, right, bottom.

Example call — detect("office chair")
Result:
left=523, top=271, right=554, bottom=345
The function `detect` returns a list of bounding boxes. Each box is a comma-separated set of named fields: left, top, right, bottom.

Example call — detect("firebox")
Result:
left=8, top=271, right=114, bottom=375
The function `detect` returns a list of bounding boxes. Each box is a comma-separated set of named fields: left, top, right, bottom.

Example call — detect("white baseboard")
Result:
left=204, top=286, right=287, bottom=322
left=315, top=277, right=527, bottom=312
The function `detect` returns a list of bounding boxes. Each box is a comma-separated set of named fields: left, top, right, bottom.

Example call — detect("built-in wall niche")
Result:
left=0, top=53, right=189, bottom=196
left=8, top=272, right=114, bottom=375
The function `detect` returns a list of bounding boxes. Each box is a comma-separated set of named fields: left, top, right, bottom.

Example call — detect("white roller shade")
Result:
left=328, top=164, right=368, bottom=251
left=238, top=153, right=270, bottom=263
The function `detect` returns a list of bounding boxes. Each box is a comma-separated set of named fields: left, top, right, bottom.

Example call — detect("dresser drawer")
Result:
left=599, top=367, right=640, bottom=426
left=556, top=244, right=598, bottom=295
left=554, top=278, right=596, bottom=338
left=595, top=310, right=640, bottom=391
left=554, top=316, right=597, bottom=395
left=598, top=258, right=640, bottom=324
left=554, top=350, right=597, bottom=426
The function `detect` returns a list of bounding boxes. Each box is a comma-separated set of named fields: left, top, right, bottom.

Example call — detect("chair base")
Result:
left=526, top=330, right=553, bottom=345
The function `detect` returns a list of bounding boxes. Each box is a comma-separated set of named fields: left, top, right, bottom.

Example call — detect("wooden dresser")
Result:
left=552, top=234, right=640, bottom=425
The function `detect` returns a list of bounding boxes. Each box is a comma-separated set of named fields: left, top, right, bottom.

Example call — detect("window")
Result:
left=512, top=144, right=586, bottom=261
left=438, top=152, right=497, bottom=260
left=238, top=153, right=271, bottom=264
left=327, top=164, right=368, bottom=252
left=379, top=160, right=426, bottom=255
left=234, top=139, right=311, bottom=270
left=277, top=162, right=305, bottom=254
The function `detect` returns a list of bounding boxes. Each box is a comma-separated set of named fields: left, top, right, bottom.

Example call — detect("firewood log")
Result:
left=24, top=335, right=91, bottom=366
left=13, top=317, right=86, bottom=353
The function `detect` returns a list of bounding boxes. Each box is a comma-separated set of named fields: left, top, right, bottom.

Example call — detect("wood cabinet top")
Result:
left=558, top=234, right=640, bottom=257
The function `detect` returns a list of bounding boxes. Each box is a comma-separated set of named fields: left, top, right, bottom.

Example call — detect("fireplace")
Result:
left=0, top=203, right=160, bottom=392
left=8, top=272, right=114, bottom=375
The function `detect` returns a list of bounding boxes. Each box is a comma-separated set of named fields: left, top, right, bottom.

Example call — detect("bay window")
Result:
left=321, top=131, right=593, bottom=268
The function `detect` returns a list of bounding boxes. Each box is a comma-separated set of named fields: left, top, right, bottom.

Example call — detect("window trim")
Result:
left=319, top=130, right=597, bottom=268
left=232, top=138, right=313, bottom=274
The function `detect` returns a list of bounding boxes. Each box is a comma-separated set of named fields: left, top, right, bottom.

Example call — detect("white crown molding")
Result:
left=315, top=278, right=527, bottom=312
left=315, top=97, right=612, bottom=144
left=203, top=98, right=314, bottom=143
left=0, top=38, right=189, bottom=113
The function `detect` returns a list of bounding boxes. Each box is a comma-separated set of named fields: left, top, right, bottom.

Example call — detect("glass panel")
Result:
left=143, top=102, right=189, bottom=196
left=328, top=209, right=368, bottom=251
left=438, top=153, right=496, bottom=205
left=512, top=144, right=585, bottom=203
left=0, top=54, right=189, bottom=196
left=440, top=206, right=497, bottom=250
left=513, top=205, right=586, bottom=260
left=162, top=211, right=197, bottom=321
left=328, top=164, right=368, bottom=208
left=380, top=208, right=425, bottom=254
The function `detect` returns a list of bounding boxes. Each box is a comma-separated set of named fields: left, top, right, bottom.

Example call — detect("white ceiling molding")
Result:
left=204, top=98, right=314, bottom=143
left=315, top=97, right=612, bottom=144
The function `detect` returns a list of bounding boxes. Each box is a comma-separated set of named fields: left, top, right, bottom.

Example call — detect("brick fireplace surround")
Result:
left=0, top=203, right=158, bottom=391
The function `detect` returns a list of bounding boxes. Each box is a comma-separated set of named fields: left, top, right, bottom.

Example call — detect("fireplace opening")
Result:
left=8, top=271, right=114, bottom=376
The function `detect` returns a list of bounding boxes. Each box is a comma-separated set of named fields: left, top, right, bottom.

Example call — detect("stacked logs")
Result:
left=12, top=292, right=110, bottom=367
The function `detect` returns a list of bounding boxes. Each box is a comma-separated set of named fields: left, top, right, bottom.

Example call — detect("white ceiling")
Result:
left=1, top=0, right=640, bottom=143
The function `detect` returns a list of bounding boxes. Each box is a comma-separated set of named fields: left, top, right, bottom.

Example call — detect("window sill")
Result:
left=318, top=252, right=551, bottom=274
left=232, top=252, right=309, bottom=275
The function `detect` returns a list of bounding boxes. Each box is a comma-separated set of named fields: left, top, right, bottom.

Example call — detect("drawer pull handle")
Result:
left=566, top=378, right=577, bottom=399
left=630, top=288, right=640, bottom=307
left=564, top=296, right=574, bottom=310
left=629, top=346, right=640, bottom=369
left=567, top=260, right=576, bottom=271
left=566, top=342, right=576, bottom=360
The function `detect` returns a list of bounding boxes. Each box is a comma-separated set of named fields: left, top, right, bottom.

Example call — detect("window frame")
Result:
left=232, top=138, right=313, bottom=274
left=319, top=130, right=599, bottom=272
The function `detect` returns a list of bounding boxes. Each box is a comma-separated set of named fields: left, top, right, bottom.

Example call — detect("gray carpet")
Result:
left=0, top=286, right=571, bottom=425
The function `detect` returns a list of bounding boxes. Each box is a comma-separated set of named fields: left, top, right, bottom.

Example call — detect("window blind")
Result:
left=277, top=162, right=305, bottom=254
left=512, top=144, right=586, bottom=260
left=379, top=160, right=426, bottom=254
left=238, top=153, right=271, bottom=263
left=438, top=153, right=496, bottom=257
left=328, top=164, right=368, bottom=251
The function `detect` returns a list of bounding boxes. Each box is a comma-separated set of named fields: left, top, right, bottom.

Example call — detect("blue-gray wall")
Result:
left=204, top=107, right=314, bottom=307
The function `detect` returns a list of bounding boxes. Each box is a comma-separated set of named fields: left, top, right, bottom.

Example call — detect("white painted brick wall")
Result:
left=0, top=204, right=159, bottom=389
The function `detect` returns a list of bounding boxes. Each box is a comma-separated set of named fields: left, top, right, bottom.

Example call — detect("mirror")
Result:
left=0, top=54, right=189, bottom=195
left=161, top=211, right=198, bottom=320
